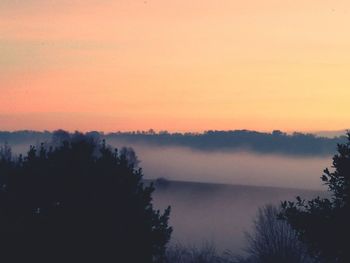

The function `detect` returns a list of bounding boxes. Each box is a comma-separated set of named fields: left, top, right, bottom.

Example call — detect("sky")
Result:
left=1, top=0, right=350, bottom=132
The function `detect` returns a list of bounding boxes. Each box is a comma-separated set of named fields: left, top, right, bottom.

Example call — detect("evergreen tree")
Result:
left=0, top=131, right=172, bottom=263
left=281, top=132, right=350, bottom=263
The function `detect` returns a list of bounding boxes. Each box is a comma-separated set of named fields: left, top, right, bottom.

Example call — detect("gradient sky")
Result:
left=1, top=0, right=349, bottom=132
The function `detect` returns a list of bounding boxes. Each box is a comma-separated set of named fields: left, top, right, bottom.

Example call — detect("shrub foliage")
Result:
left=281, top=132, right=350, bottom=262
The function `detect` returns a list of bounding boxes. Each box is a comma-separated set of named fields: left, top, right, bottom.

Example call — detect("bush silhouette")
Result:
left=245, top=205, right=314, bottom=263
left=281, top=132, right=350, bottom=262
left=0, top=131, right=172, bottom=263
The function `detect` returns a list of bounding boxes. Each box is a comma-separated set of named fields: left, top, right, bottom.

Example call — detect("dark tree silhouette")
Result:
left=245, top=205, right=314, bottom=263
left=280, top=132, right=350, bottom=263
left=0, top=131, right=172, bottom=263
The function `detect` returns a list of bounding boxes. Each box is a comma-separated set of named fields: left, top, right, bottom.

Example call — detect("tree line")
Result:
left=0, top=129, right=346, bottom=156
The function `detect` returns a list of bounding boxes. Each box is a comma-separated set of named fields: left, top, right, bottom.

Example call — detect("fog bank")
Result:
left=109, top=141, right=330, bottom=190
left=9, top=139, right=331, bottom=190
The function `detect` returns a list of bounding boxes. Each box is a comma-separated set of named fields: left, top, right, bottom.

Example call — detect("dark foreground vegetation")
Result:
left=0, top=130, right=349, bottom=262
left=280, top=132, right=350, bottom=263
left=0, top=131, right=172, bottom=263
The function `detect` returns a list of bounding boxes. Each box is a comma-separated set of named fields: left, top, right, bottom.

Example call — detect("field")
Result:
left=152, top=180, right=326, bottom=254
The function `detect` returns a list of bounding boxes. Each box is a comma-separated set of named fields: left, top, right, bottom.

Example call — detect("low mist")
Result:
left=8, top=138, right=331, bottom=253
left=109, top=140, right=330, bottom=253
left=152, top=181, right=324, bottom=253
left=108, top=140, right=330, bottom=190
left=10, top=139, right=332, bottom=190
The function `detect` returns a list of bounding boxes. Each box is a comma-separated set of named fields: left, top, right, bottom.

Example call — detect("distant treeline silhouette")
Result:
left=0, top=130, right=346, bottom=156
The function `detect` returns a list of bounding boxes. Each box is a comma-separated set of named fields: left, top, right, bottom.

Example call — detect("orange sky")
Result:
left=1, top=0, right=349, bottom=132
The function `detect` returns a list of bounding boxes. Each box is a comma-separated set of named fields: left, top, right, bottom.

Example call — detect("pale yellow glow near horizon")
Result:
left=1, top=0, right=350, bottom=132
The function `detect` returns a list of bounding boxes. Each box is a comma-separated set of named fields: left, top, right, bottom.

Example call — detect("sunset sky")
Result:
left=1, top=0, right=349, bottom=132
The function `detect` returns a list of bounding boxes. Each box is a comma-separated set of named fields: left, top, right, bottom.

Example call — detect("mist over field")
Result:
left=9, top=138, right=331, bottom=190
left=109, top=141, right=330, bottom=253
left=3, top=131, right=332, bottom=253
left=152, top=181, right=324, bottom=253
left=107, top=140, right=330, bottom=190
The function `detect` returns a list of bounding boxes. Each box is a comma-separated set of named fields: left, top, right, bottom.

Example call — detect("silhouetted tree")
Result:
left=245, top=205, right=314, bottom=263
left=0, top=142, right=12, bottom=162
left=0, top=131, right=172, bottom=263
left=280, top=132, right=350, bottom=262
